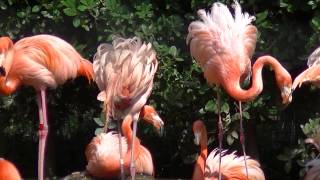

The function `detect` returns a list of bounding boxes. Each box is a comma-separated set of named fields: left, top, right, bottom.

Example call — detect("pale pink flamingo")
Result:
left=305, top=159, right=320, bottom=180
left=187, top=1, right=292, bottom=179
left=0, top=34, right=93, bottom=180
left=293, top=46, right=320, bottom=90
left=0, top=158, right=21, bottom=180
left=93, top=37, right=158, bottom=179
left=85, top=105, right=163, bottom=178
left=192, top=120, right=265, bottom=180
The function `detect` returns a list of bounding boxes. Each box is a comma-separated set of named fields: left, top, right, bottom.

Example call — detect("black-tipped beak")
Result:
left=0, top=66, right=5, bottom=76
left=158, top=125, right=164, bottom=137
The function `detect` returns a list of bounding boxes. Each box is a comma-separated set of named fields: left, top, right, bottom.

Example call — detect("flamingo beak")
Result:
left=194, top=132, right=201, bottom=145
left=152, top=113, right=164, bottom=137
left=0, top=66, right=5, bottom=76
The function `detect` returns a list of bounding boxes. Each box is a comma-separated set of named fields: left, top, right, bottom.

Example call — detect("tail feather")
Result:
left=78, top=58, right=94, bottom=81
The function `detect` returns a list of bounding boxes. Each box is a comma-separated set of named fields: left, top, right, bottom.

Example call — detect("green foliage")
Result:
left=0, top=0, right=320, bottom=179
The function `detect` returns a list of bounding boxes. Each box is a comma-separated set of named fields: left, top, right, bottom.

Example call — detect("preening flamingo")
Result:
left=0, top=158, right=21, bottom=180
left=292, top=46, right=320, bottom=90
left=93, top=37, right=158, bottom=179
left=192, top=120, right=265, bottom=180
left=187, top=1, right=292, bottom=178
left=85, top=105, right=163, bottom=178
left=0, top=35, right=93, bottom=180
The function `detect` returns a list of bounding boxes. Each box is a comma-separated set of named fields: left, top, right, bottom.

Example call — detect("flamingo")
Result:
left=0, top=34, right=93, bottom=180
left=0, top=158, right=21, bottom=180
left=93, top=37, right=158, bottom=179
left=85, top=105, right=163, bottom=178
left=292, top=46, right=320, bottom=90
left=192, top=120, right=265, bottom=180
left=187, top=1, right=292, bottom=179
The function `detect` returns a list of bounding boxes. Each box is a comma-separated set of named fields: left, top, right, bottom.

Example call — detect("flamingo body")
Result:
left=0, top=158, right=21, bottom=180
left=85, top=106, right=163, bottom=179
left=187, top=1, right=292, bottom=103
left=0, top=34, right=93, bottom=93
left=0, top=34, right=93, bottom=180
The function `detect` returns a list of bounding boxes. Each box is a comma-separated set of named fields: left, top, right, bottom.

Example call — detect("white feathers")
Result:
left=307, top=46, right=320, bottom=67
left=205, top=149, right=265, bottom=180
left=187, top=0, right=256, bottom=57
left=93, top=37, right=158, bottom=120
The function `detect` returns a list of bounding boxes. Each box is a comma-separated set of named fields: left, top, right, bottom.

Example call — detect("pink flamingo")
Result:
left=0, top=158, right=21, bottom=180
left=0, top=34, right=93, bottom=180
left=293, top=46, right=320, bottom=90
left=187, top=1, right=292, bottom=179
left=85, top=105, right=163, bottom=178
left=192, top=120, right=265, bottom=180
left=93, top=37, right=158, bottom=179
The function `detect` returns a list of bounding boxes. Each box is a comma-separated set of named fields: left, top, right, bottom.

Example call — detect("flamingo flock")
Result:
left=0, top=0, right=319, bottom=179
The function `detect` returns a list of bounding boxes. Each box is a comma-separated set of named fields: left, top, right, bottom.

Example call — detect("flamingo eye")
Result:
left=0, top=66, right=6, bottom=76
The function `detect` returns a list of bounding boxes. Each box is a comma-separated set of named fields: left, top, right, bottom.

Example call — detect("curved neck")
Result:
left=192, top=128, right=208, bottom=180
left=122, top=115, right=140, bottom=158
left=223, top=55, right=283, bottom=102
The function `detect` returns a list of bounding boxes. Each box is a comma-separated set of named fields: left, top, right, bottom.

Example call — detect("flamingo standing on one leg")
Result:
left=0, top=158, right=21, bottom=180
left=292, top=46, right=320, bottom=90
left=187, top=1, right=292, bottom=179
left=0, top=35, right=93, bottom=180
left=93, top=37, right=158, bottom=179
left=192, top=120, right=265, bottom=180
left=85, top=105, right=163, bottom=178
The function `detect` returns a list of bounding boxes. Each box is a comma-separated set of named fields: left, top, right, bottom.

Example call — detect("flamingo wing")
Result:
left=135, top=145, right=154, bottom=176
left=292, top=64, right=320, bottom=90
left=0, top=158, right=21, bottom=180
left=204, top=149, right=265, bottom=180
left=187, top=1, right=256, bottom=85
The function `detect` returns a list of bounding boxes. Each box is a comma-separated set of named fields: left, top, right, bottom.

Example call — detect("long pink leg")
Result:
left=37, top=89, right=48, bottom=180
left=239, top=101, right=249, bottom=180
left=130, top=119, right=137, bottom=180
left=117, top=119, right=125, bottom=180
left=217, top=90, right=222, bottom=180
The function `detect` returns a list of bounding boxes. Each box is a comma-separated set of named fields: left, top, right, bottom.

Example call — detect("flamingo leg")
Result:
left=239, top=101, right=249, bottom=180
left=130, top=119, right=137, bottom=180
left=37, top=89, right=48, bottom=180
left=117, top=119, right=125, bottom=180
left=217, top=90, right=222, bottom=180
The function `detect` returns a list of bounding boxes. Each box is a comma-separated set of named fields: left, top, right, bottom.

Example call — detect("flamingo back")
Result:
left=186, top=1, right=257, bottom=85
left=0, top=158, right=21, bottom=180
left=292, top=47, right=320, bottom=90
left=5, top=34, right=92, bottom=90
left=204, top=149, right=265, bottom=180
left=93, top=37, right=158, bottom=120
left=85, top=132, right=128, bottom=178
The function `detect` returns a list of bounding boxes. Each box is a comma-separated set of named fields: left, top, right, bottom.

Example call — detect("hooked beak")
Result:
left=194, top=132, right=201, bottom=145
left=0, top=66, right=5, bottom=76
left=152, top=114, right=164, bottom=137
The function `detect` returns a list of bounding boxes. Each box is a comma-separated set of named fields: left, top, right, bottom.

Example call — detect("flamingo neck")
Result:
left=223, top=55, right=283, bottom=102
left=192, top=128, right=208, bottom=180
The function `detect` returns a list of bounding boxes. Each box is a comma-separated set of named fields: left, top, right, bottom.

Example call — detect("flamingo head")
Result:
left=276, top=68, right=293, bottom=105
left=0, top=37, right=13, bottom=77
left=140, top=105, right=164, bottom=136
left=193, top=120, right=205, bottom=146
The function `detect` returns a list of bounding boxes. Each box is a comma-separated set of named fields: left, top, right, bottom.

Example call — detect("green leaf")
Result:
left=93, top=117, right=104, bottom=127
left=227, top=134, right=234, bottom=145
left=63, top=8, right=77, bottom=16
left=205, top=100, right=216, bottom=112
left=95, top=128, right=104, bottom=135
left=221, top=103, right=229, bottom=113
left=231, top=130, right=238, bottom=139
left=32, top=5, right=40, bottom=13
left=73, top=18, right=81, bottom=27
left=78, top=5, right=87, bottom=11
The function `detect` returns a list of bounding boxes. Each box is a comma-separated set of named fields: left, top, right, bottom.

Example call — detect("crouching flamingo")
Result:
left=192, top=120, right=265, bottom=180
left=85, top=105, right=163, bottom=178
left=0, top=158, right=21, bottom=180
left=0, top=35, right=93, bottom=180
